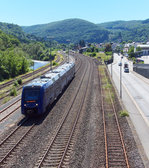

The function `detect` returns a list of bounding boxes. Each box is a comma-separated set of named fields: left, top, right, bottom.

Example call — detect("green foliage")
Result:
left=52, top=62, right=58, bottom=66
left=105, top=51, right=112, bottom=55
left=0, top=22, right=29, bottom=42
left=120, top=110, right=129, bottom=117
left=10, top=86, right=17, bottom=96
left=91, top=52, right=96, bottom=57
left=14, top=80, right=19, bottom=87
left=86, top=45, right=99, bottom=53
left=136, top=46, right=142, bottom=51
left=17, top=78, right=22, bottom=85
left=22, top=18, right=109, bottom=43
left=22, top=42, right=56, bottom=61
left=128, top=46, right=135, bottom=58
left=104, top=43, right=112, bottom=52
left=0, top=30, right=20, bottom=50
left=98, top=19, right=149, bottom=42
left=79, top=40, right=85, bottom=47
left=0, top=47, right=30, bottom=81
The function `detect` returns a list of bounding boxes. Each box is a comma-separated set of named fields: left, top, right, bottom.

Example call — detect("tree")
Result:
left=79, top=40, right=85, bottom=47
left=136, top=46, right=142, bottom=51
left=128, top=46, right=135, bottom=58
left=104, top=43, right=112, bottom=52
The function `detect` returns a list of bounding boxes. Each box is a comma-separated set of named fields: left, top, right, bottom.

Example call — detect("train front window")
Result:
left=24, top=89, right=40, bottom=102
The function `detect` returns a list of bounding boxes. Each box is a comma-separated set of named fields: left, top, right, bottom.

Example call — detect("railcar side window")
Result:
left=24, top=89, right=40, bottom=101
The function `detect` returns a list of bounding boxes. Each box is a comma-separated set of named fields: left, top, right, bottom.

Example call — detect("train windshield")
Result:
left=23, top=89, right=40, bottom=101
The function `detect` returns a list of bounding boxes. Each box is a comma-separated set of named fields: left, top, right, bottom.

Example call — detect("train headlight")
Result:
left=36, top=104, right=38, bottom=106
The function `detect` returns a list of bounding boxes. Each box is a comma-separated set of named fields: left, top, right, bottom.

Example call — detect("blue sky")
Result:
left=0, top=0, right=149, bottom=26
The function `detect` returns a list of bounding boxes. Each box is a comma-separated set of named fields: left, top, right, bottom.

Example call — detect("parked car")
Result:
left=124, top=68, right=129, bottom=73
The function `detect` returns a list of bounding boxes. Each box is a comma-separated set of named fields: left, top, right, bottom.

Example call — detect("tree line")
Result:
left=0, top=29, right=57, bottom=81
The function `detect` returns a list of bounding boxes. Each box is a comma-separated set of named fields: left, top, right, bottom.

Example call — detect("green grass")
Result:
left=119, top=110, right=129, bottom=117
left=3, top=97, right=11, bottom=104
left=10, top=86, right=17, bottom=96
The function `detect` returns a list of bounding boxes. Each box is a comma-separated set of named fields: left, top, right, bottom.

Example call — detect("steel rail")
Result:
left=0, top=56, right=66, bottom=102
left=99, top=65, right=109, bottom=168
left=35, top=56, right=89, bottom=168
left=0, top=55, right=62, bottom=90
left=105, top=67, right=130, bottom=168
left=0, top=98, right=21, bottom=114
left=0, top=105, right=20, bottom=123
left=0, top=56, right=81, bottom=124
left=0, top=124, right=35, bottom=165
left=99, top=64, right=130, bottom=168
left=58, top=58, right=93, bottom=168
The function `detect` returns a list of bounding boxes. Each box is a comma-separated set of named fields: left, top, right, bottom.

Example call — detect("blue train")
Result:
left=21, top=62, right=75, bottom=116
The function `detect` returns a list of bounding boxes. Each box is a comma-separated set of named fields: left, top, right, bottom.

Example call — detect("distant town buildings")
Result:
left=135, top=44, right=149, bottom=55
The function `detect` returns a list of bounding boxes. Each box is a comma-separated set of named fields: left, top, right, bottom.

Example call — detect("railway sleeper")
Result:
left=42, top=162, right=59, bottom=167
left=109, top=162, right=127, bottom=167
left=48, top=151, right=64, bottom=155
left=45, top=156, right=62, bottom=160
left=44, top=158, right=61, bottom=163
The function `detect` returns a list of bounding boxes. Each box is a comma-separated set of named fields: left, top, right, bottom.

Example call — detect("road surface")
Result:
left=108, top=53, right=149, bottom=166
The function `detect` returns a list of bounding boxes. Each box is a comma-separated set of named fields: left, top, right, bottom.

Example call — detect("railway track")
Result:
left=34, top=57, right=92, bottom=167
left=0, top=98, right=21, bottom=123
left=0, top=55, right=61, bottom=90
left=0, top=55, right=64, bottom=103
left=99, top=64, right=130, bottom=168
left=0, top=118, right=36, bottom=167
left=0, top=54, right=86, bottom=167
left=0, top=56, right=81, bottom=123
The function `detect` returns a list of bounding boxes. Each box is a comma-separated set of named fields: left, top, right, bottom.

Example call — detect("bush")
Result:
left=14, top=80, right=19, bottom=87
left=53, top=62, right=58, bottom=66
left=120, top=110, right=129, bottom=117
left=10, top=86, right=17, bottom=96
left=17, top=78, right=22, bottom=85
left=92, top=52, right=96, bottom=57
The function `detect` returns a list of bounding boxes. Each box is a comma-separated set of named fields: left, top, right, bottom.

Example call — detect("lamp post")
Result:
left=33, top=61, right=34, bottom=79
left=50, top=40, right=52, bottom=71
left=111, top=51, right=113, bottom=78
left=67, top=40, right=70, bottom=63
left=120, top=56, right=123, bottom=98
left=47, top=36, right=54, bottom=71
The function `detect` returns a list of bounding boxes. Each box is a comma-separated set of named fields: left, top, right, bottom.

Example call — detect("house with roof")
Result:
left=135, top=44, right=149, bottom=56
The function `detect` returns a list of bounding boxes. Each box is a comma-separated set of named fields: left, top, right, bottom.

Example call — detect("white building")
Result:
left=136, top=44, right=149, bottom=55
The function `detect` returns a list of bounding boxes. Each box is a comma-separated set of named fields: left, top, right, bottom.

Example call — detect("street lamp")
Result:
left=33, top=61, right=34, bottom=79
left=120, top=56, right=123, bottom=98
left=66, top=40, right=70, bottom=63
left=47, top=36, right=54, bottom=71
left=111, top=51, right=113, bottom=78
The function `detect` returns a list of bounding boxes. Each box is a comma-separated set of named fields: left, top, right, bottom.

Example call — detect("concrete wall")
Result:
left=133, top=64, right=149, bottom=78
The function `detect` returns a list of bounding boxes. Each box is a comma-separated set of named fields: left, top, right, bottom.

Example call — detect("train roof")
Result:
left=23, top=62, right=75, bottom=89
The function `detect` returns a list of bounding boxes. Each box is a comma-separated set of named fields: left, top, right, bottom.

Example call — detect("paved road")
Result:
left=108, top=53, right=149, bottom=167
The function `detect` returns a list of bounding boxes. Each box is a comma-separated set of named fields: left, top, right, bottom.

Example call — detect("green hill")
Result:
left=22, top=18, right=109, bottom=43
left=0, top=22, right=29, bottom=42
left=2, top=18, right=149, bottom=43
left=97, top=19, right=149, bottom=42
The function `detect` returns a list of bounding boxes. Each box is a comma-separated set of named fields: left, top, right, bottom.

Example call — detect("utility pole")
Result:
left=120, top=56, right=123, bottom=98
left=111, top=51, right=113, bottom=78
left=33, top=61, right=34, bottom=79
left=50, top=40, right=52, bottom=71
left=67, top=40, right=70, bottom=63
left=47, top=36, right=54, bottom=71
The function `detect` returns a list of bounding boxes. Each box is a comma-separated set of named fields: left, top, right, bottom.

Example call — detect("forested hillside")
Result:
left=0, top=22, right=29, bottom=42
left=0, top=30, right=30, bottom=81
left=97, top=19, right=149, bottom=42
left=2, top=18, right=149, bottom=44
left=22, top=18, right=109, bottom=43
left=0, top=29, right=54, bottom=81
